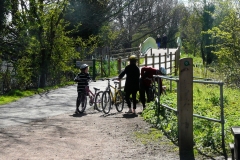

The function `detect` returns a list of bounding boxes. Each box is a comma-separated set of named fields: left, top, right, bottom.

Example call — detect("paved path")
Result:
left=0, top=81, right=107, bottom=128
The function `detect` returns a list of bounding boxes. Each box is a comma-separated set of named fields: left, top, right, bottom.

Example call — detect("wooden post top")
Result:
left=232, top=126, right=240, bottom=135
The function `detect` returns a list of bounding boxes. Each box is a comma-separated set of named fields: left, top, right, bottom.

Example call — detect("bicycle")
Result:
left=101, top=78, right=125, bottom=114
left=147, top=78, right=166, bottom=102
left=76, top=81, right=103, bottom=113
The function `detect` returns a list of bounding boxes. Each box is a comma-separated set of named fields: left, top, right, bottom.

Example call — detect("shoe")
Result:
left=132, top=109, right=136, bottom=114
left=143, top=104, right=146, bottom=110
left=75, top=110, right=79, bottom=114
left=125, top=109, right=133, bottom=113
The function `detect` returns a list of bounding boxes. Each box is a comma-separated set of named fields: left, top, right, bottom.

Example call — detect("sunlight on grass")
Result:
left=0, top=82, right=75, bottom=105
left=134, top=128, right=164, bottom=145
left=0, top=90, right=35, bottom=105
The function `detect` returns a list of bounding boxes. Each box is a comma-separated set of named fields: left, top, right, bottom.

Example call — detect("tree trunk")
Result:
left=39, top=49, right=48, bottom=88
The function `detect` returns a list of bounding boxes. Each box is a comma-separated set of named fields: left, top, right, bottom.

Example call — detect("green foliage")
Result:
left=0, top=81, right=75, bottom=105
left=0, top=89, right=36, bottom=105
left=202, top=6, right=240, bottom=87
left=64, top=0, right=109, bottom=39
left=201, top=2, right=216, bottom=64
left=0, top=0, right=6, bottom=29
left=0, top=0, right=101, bottom=90
left=180, top=11, right=202, bottom=56
left=98, top=24, right=121, bottom=47
left=93, top=59, right=118, bottom=79
left=134, top=128, right=164, bottom=145
left=204, top=10, right=240, bottom=65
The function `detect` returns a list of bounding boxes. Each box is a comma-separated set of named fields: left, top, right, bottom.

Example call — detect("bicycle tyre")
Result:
left=148, top=86, right=155, bottom=102
left=115, top=90, right=124, bottom=112
left=76, top=93, right=87, bottom=113
left=94, top=91, right=103, bottom=112
left=102, top=91, right=111, bottom=114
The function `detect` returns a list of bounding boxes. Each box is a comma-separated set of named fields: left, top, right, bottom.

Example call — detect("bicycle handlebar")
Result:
left=101, top=78, right=119, bottom=81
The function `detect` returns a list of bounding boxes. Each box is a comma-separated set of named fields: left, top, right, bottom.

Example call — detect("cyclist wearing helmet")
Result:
left=118, top=55, right=140, bottom=114
left=74, top=64, right=91, bottom=114
left=139, top=66, right=166, bottom=110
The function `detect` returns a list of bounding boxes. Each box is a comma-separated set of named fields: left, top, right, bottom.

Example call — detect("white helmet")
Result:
left=80, top=64, right=88, bottom=70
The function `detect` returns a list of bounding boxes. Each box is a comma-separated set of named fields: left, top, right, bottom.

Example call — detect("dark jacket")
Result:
left=118, top=63, right=140, bottom=92
left=156, top=37, right=161, bottom=43
left=162, top=35, right=167, bottom=43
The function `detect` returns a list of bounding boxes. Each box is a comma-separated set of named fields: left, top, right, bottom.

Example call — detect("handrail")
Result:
left=153, top=74, right=226, bottom=156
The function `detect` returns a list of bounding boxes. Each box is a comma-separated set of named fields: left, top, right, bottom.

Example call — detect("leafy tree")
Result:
left=1, top=0, right=94, bottom=89
left=109, top=0, right=181, bottom=49
left=0, top=0, right=6, bottom=30
left=204, top=6, right=240, bottom=86
left=201, top=1, right=215, bottom=65
left=180, top=9, right=202, bottom=56
left=64, top=0, right=110, bottom=39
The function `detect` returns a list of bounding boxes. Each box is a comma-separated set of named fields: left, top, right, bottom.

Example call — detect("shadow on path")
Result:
left=70, top=113, right=87, bottom=118
left=122, top=113, right=138, bottom=118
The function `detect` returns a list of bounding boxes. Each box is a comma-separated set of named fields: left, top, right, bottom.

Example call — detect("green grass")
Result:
left=0, top=81, right=75, bottom=105
left=0, top=90, right=35, bottom=105
left=134, top=128, right=164, bottom=144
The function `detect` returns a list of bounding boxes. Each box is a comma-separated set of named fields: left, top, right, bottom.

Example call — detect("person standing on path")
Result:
left=139, top=66, right=166, bottom=110
left=156, top=34, right=161, bottom=49
left=117, top=55, right=140, bottom=114
left=162, top=33, right=167, bottom=49
left=74, top=64, right=91, bottom=114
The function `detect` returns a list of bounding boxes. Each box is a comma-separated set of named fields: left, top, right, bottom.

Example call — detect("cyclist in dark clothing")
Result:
left=118, top=55, right=140, bottom=114
left=139, top=66, right=166, bottom=110
left=74, top=64, right=91, bottom=114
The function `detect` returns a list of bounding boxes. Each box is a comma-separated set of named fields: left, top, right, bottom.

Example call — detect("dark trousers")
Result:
left=162, top=42, right=167, bottom=49
left=139, top=84, right=150, bottom=109
left=125, top=90, right=137, bottom=109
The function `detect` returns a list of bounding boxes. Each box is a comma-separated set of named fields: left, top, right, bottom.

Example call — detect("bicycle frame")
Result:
left=105, top=80, right=119, bottom=104
left=102, top=78, right=124, bottom=114
left=85, top=86, right=95, bottom=101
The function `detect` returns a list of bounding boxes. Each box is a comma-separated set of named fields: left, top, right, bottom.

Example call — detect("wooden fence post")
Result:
left=118, top=58, right=122, bottom=89
left=152, top=54, right=155, bottom=68
left=175, top=47, right=180, bottom=76
left=170, top=52, right=173, bottom=91
left=108, top=51, right=110, bottom=76
left=178, top=58, right=193, bottom=157
left=158, top=54, right=161, bottom=69
left=92, top=59, right=96, bottom=80
left=100, top=56, right=103, bottom=78
left=145, top=54, right=148, bottom=67
left=165, top=53, right=167, bottom=71
left=231, top=127, right=240, bottom=160
left=137, top=52, right=140, bottom=67
left=170, top=52, right=172, bottom=74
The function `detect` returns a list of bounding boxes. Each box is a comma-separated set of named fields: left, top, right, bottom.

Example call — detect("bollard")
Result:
left=178, top=58, right=193, bottom=156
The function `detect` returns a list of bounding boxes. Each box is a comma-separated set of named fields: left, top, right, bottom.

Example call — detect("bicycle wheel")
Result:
left=148, top=86, right=154, bottom=102
left=102, top=91, right=111, bottom=114
left=94, top=91, right=103, bottom=112
left=76, top=93, right=87, bottom=113
left=115, top=90, right=124, bottom=112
